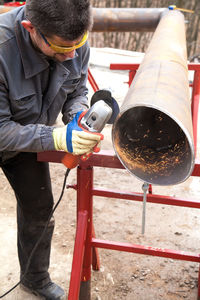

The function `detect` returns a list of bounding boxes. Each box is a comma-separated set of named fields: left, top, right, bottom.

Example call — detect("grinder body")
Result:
left=62, top=100, right=113, bottom=168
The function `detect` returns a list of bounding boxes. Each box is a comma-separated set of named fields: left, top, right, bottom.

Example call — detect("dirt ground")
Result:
left=0, top=48, right=200, bottom=300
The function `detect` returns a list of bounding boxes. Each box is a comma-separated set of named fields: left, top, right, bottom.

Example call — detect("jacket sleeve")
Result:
left=62, top=43, right=90, bottom=124
left=0, top=81, right=55, bottom=153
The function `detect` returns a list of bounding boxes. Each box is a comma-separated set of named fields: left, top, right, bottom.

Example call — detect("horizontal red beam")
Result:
left=37, top=151, right=200, bottom=176
left=80, top=150, right=122, bottom=169
left=92, top=187, right=200, bottom=209
left=91, top=238, right=200, bottom=263
left=68, top=211, right=88, bottom=300
left=37, top=150, right=66, bottom=163
left=37, top=150, right=122, bottom=168
left=110, top=63, right=200, bottom=71
left=110, top=63, right=139, bottom=70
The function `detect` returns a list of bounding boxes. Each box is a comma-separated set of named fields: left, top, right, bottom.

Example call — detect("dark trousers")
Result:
left=0, top=152, right=54, bottom=288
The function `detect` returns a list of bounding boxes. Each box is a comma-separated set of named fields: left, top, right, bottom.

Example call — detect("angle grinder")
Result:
left=62, top=89, right=119, bottom=168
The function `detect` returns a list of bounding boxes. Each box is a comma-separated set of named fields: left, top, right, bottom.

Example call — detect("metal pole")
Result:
left=91, top=8, right=167, bottom=32
left=0, top=6, right=167, bottom=32
left=0, top=6, right=14, bottom=14
left=112, top=10, right=195, bottom=186
left=141, top=182, right=149, bottom=235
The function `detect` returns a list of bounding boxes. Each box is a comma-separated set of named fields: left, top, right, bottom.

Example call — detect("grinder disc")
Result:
left=90, top=89, right=119, bottom=124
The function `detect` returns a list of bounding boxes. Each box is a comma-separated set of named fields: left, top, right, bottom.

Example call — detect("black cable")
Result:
left=0, top=168, right=71, bottom=298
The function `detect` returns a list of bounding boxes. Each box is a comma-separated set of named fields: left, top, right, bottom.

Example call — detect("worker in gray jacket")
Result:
left=0, top=0, right=102, bottom=299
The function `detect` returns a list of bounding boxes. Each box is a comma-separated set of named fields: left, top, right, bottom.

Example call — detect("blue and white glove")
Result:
left=53, top=111, right=103, bottom=155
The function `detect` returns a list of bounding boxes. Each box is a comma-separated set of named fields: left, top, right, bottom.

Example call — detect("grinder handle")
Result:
left=61, top=153, right=80, bottom=169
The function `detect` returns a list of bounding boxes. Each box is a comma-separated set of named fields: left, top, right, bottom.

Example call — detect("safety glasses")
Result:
left=39, top=31, right=89, bottom=53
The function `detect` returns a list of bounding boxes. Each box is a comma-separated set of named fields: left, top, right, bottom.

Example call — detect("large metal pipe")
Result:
left=0, top=6, right=167, bottom=32
left=0, top=5, right=14, bottom=14
left=91, top=8, right=167, bottom=32
left=112, top=10, right=195, bottom=186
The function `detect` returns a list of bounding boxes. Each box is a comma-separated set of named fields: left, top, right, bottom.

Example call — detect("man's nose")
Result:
left=64, top=49, right=76, bottom=59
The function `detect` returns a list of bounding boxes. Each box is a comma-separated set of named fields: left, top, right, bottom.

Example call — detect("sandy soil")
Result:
left=0, top=49, right=200, bottom=300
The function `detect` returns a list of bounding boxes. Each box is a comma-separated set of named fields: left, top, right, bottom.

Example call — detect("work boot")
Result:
left=20, top=281, right=65, bottom=300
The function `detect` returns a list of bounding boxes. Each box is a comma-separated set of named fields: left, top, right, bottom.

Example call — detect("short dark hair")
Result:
left=25, top=0, right=93, bottom=40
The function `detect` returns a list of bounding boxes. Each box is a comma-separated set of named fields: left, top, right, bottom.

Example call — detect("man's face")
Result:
left=31, top=30, right=82, bottom=62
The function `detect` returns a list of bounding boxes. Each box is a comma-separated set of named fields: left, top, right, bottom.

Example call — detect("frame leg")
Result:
left=92, top=224, right=100, bottom=271
left=198, top=264, right=200, bottom=300
left=77, top=166, right=93, bottom=300
left=79, top=280, right=91, bottom=300
left=68, top=211, right=88, bottom=300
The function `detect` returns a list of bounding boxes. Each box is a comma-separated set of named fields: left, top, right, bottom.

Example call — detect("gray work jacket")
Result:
left=0, top=6, right=89, bottom=161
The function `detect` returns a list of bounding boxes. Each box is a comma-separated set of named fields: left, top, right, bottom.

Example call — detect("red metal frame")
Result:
left=88, top=68, right=99, bottom=92
left=4, top=2, right=25, bottom=6
left=68, top=211, right=88, bottom=300
left=37, top=64, right=200, bottom=300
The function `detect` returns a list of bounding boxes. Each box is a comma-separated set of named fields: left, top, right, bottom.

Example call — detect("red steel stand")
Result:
left=88, top=68, right=99, bottom=92
left=38, top=64, right=200, bottom=300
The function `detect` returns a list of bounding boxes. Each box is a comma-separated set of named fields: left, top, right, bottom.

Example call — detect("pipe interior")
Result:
left=113, top=106, right=192, bottom=185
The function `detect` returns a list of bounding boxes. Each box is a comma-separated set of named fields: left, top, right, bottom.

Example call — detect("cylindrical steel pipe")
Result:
left=92, top=8, right=167, bottom=32
left=0, top=6, right=167, bottom=32
left=0, top=5, right=15, bottom=14
left=112, top=10, right=195, bottom=186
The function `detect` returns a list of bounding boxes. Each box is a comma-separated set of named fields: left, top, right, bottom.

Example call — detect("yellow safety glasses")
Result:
left=39, top=31, right=89, bottom=53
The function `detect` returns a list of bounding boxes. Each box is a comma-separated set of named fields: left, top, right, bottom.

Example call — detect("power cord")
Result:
left=0, top=168, right=71, bottom=298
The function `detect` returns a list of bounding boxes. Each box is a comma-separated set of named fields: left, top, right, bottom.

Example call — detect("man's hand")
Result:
left=53, top=111, right=103, bottom=155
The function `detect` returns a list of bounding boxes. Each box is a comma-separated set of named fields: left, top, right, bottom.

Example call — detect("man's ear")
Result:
left=21, top=20, right=35, bottom=33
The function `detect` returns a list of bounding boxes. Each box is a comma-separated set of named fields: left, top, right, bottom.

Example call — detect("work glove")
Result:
left=53, top=111, right=103, bottom=156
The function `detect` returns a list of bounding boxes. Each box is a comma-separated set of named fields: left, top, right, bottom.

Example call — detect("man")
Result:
left=0, top=0, right=102, bottom=299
